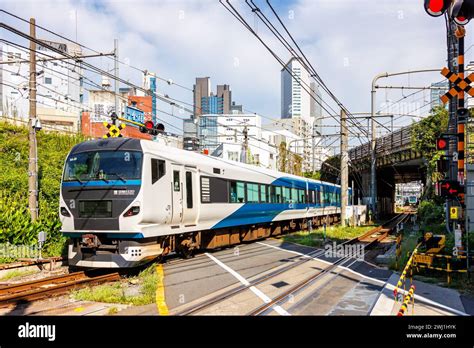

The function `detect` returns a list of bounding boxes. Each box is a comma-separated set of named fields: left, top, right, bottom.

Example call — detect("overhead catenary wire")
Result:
left=0, top=9, right=194, bottom=93
left=3, top=33, right=361, bottom=158
left=245, top=0, right=373, bottom=135
left=220, top=1, right=369, bottom=145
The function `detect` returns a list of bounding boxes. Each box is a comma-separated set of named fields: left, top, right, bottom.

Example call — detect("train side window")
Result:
left=291, top=188, right=298, bottom=203
left=283, top=187, right=291, bottom=203
left=311, top=190, right=315, bottom=204
left=299, top=189, right=305, bottom=204
left=230, top=181, right=245, bottom=203
left=151, top=159, right=165, bottom=184
left=173, top=171, right=180, bottom=191
left=269, top=186, right=275, bottom=203
left=186, top=172, right=193, bottom=208
left=260, top=184, right=267, bottom=203
left=275, top=186, right=282, bottom=203
left=247, top=183, right=259, bottom=203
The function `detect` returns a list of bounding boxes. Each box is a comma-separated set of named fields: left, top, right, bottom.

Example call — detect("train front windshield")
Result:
left=63, top=150, right=143, bottom=182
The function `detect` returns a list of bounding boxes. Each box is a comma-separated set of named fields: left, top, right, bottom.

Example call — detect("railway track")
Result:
left=177, top=213, right=408, bottom=316
left=0, top=257, right=64, bottom=271
left=0, top=270, right=120, bottom=307
left=248, top=213, right=409, bottom=316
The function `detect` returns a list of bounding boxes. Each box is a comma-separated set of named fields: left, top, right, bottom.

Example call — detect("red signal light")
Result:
left=424, top=0, right=451, bottom=16
left=437, top=139, right=447, bottom=150
left=436, top=136, right=449, bottom=151
left=430, top=0, right=446, bottom=12
left=144, top=121, right=154, bottom=129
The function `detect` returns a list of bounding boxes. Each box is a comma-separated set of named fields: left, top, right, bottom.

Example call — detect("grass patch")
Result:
left=283, top=224, right=378, bottom=248
left=72, top=265, right=159, bottom=306
left=389, top=229, right=419, bottom=272
left=0, top=268, right=38, bottom=280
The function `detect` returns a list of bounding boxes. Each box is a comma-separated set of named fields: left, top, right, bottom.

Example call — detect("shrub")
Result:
left=0, top=121, right=86, bottom=257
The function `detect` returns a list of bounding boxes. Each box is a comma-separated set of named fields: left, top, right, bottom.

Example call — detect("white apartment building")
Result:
left=280, top=57, right=325, bottom=171
left=199, top=113, right=277, bottom=170
left=0, top=40, right=83, bottom=132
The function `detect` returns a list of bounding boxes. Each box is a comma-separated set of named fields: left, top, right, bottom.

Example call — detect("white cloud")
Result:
left=1, top=0, right=464, bottom=136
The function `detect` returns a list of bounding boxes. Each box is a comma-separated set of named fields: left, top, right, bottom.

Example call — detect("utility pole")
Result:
left=243, top=125, right=248, bottom=164
left=114, top=39, right=119, bottom=118
left=28, top=18, right=38, bottom=221
left=340, top=109, right=348, bottom=227
left=312, top=123, right=316, bottom=173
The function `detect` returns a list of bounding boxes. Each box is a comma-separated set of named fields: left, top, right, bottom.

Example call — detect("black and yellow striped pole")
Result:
left=456, top=27, right=465, bottom=196
left=397, top=285, right=416, bottom=316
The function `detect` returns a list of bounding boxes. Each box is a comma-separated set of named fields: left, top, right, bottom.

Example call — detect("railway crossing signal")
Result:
left=457, top=107, right=469, bottom=123
left=424, top=0, right=452, bottom=16
left=439, top=179, right=461, bottom=198
left=436, top=135, right=450, bottom=151
left=103, top=122, right=126, bottom=138
left=451, top=0, right=474, bottom=25
left=424, top=0, right=474, bottom=24
left=437, top=158, right=450, bottom=172
left=139, top=120, right=165, bottom=136
left=439, top=67, right=474, bottom=104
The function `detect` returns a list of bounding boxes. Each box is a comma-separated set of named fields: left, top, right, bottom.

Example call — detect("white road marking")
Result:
left=257, top=241, right=468, bottom=316
left=205, top=252, right=290, bottom=316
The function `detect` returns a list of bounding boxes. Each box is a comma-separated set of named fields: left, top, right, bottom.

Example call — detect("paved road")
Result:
left=118, top=238, right=474, bottom=316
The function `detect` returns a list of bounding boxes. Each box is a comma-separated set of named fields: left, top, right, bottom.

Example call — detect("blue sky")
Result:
left=1, top=0, right=469, bottom=142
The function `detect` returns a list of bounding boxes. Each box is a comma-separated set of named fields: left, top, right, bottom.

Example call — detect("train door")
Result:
left=182, top=167, right=198, bottom=225
left=170, top=165, right=183, bottom=224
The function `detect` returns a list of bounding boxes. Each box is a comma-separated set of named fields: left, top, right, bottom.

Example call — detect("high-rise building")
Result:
left=183, top=116, right=199, bottom=151
left=217, top=84, right=231, bottom=114
left=193, top=77, right=232, bottom=116
left=430, top=80, right=449, bottom=109
left=280, top=58, right=325, bottom=172
left=194, top=77, right=210, bottom=116
left=281, top=57, right=319, bottom=123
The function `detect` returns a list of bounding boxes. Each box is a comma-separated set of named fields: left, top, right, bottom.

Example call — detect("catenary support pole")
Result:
left=28, top=17, right=38, bottom=221
left=341, top=109, right=348, bottom=227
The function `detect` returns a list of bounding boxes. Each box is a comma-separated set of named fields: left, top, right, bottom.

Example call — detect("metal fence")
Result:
left=349, top=125, right=413, bottom=162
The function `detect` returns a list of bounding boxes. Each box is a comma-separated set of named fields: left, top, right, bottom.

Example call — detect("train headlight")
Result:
left=123, top=206, right=140, bottom=217
left=60, top=207, right=71, bottom=217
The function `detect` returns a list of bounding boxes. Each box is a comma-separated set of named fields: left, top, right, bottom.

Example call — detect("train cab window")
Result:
left=260, top=184, right=267, bottom=203
left=151, top=159, right=165, bottom=184
left=247, top=183, right=259, bottom=203
left=186, top=172, right=193, bottom=209
left=230, top=181, right=245, bottom=203
left=173, top=171, right=180, bottom=191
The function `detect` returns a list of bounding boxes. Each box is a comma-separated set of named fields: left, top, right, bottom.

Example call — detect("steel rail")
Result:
left=177, top=214, right=407, bottom=315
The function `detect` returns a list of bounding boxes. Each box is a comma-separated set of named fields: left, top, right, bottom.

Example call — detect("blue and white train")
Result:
left=60, top=137, right=351, bottom=268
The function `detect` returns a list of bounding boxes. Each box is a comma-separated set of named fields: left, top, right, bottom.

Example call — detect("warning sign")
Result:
left=450, top=206, right=459, bottom=220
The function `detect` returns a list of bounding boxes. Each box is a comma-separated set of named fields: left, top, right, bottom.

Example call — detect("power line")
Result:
left=220, top=1, right=368, bottom=143
left=0, top=9, right=194, bottom=93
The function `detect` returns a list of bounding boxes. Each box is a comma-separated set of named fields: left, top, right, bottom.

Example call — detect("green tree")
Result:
left=278, top=142, right=288, bottom=173
left=410, top=106, right=448, bottom=199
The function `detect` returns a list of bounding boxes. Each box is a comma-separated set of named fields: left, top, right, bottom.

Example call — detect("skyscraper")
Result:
left=194, top=77, right=210, bottom=116
left=281, top=57, right=318, bottom=123
left=280, top=57, right=324, bottom=172
left=193, top=78, right=232, bottom=116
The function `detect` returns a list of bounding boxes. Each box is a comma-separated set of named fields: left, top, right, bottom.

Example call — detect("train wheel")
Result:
left=177, top=237, right=195, bottom=259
